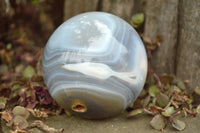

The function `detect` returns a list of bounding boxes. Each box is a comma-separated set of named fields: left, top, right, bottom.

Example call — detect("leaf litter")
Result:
left=0, top=3, right=200, bottom=132
left=127, top=34, right=200, bottom=131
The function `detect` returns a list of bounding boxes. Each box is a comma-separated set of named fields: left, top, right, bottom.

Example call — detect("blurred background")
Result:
left=0, top=0, right=199, bottom=91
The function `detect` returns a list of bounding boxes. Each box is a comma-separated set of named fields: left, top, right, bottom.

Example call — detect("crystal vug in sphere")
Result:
left=42, top=12, right=147, bottom=119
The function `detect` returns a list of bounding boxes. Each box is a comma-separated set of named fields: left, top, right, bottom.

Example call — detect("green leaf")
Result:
left=146, top=75, right=156, bottom=85
left=23, top=65, right=35, bottom=78
left=173, top=78, right=186, bottom=90
left=148, top=86, right=160, bottom=97
left=32, top=0, right=40, bottom=5
left=162, top=107, right=175, bottom=117
left=156, top=92, right=169, bottom=107
left=173, top=85, right=181, bottom=93
left=127, top=109, right=143, bottom=118
left=13, top=106, right=30, bottom=119
left=172, top=119, right=186, bottom=131
left=195, top=104, right=200, bottom=113
left=139, top=89, right=147, bottom=97
left=177, top=80, right=186, bottom=90
left=0, top=97, right=7, bottom=109
left=147, top=44, right=157, bottom=50
left=130, top=13, right=144, bottom=28
left=143, top=95, right=151, bottom=107
left=6, top=43, right=12, bottom=50
left=150, top=114, right=166, bottom=131
left=0, top=65, right=8, bottom=73
left=194, top=87, right=200, bottom=95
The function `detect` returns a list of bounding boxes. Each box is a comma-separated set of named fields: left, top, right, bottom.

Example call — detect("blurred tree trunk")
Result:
left=176, top=0, right=200, bottom=91
left=63, top=0, right=146, bottom=22
left=144, top=0, right=200, bottom=90
left=100, top=0, right=134, bottom=21
left=144, top=0, right=179, bottom=75
left=63, top=0, right=200, bottom=89
left=0, top=0, right=7, bottom=17
left=63, top=0, right=99, bottom=21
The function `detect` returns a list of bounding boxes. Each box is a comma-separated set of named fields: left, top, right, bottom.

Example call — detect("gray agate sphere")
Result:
left=42, top=12, right=147, bottom=119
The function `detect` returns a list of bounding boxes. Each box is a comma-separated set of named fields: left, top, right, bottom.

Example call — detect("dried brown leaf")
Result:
left=143, top=36, right=152, bottom=45
left=27, top=108, right=48, bottom=118
left=0, top=111, right=13, bottom=122
left=171, top=101, right=179, bottom=108
left=160, top=75, right=174, bottom=85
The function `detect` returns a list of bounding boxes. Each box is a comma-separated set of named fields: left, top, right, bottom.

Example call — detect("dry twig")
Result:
left=29, top=120, right=64, bottom=133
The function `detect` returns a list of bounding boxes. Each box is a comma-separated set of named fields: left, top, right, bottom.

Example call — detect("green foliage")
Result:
left=128, top=67, right=198, bottom=131
left=148, top=85, right=160, bottom=97
left=130, top=13, right=144, bottom=28
left=171, top=118, right=186, bottom=131
left=150, top=115, right=166, bottom=131
left=156, top=92, right=169, bottom=107
left=162, top=107, right=174, bottom=117
left=23, top=65, right=36, bottom=78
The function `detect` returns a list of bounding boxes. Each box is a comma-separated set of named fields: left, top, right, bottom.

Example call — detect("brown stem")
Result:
left=143, top=108, right=155, bottom=116
left=153, top=73, right=164, bottom=92
left=164, top=95, right=175, bottom=110
left=184, top=108, right=197, bottom=117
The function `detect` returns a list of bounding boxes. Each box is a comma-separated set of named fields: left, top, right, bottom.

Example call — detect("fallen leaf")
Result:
left=150, top=114, right=166, bottom=131
left=127, top=109, right=143, bottom=118
left=0, top=111, right=13, bottom=122
left=156, top=92, right=169, bottom=107
left=143, top=95, right=151, bottom=107
left=13, top=106, right=30, bottom=119
left=143, top=36, right=152, bottom=45
left=160, top=75, right=174, bottom=85
left=148, top=85, right=160, bottom=97
left=171, top=119, right=186, bottom=131
left=173, top=78, right=186, bottom=90
left=6, top=43, right=12, bottom=50
left=27, top=108, right=48, bottom=118
left=0, top=65, right=8, bottom=73
left=33, top=86, right=53, bottom=105
left=13, top=115, right=29, bottom=129
left=171, top=101, right=179, bottom=108
left=0, top=97, right=7, bottom=109
left=195, top=104, right=200, bottom=113
left=194, top=87, right=200, bottom=95
left=23, top=65, right=35, bottom=78
left=18, top=88, right=37, bottom=109
left=15, top=64, right=25, bottom=74
left=162, top=106, right=175, bottom=117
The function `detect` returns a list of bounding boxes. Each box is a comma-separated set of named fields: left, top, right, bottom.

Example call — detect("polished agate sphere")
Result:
left=42, top=12, right=147, bottom=119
